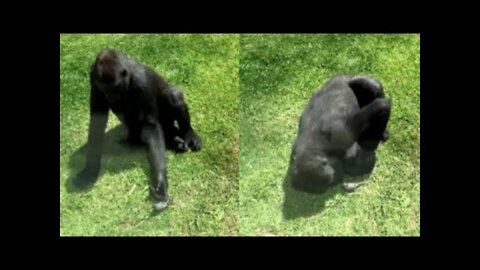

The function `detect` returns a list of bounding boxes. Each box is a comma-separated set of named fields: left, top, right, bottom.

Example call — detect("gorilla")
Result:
left=72, top=49, right=202, bottom=211
left=288, top=75, right=391, bottom=193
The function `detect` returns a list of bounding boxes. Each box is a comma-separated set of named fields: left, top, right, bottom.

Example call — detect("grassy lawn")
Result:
left=239, top=34, right=420, bottom=236
left=60, top=34, right=239, bottom=236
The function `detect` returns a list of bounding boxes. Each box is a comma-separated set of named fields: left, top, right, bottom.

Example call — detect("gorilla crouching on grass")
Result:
left=72, top=49, right=202, bottom=212
left=288, top=75, right=391, bottom=193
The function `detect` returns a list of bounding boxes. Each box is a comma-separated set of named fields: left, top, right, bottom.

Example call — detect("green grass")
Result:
left=60, top=34, right=239, bottom=236
left=61, top=34, right=420, bottom=236
left=239, top=34, right=420, bottom=236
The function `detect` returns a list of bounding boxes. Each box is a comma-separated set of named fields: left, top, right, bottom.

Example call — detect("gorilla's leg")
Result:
left=166, top=87, right=202, bottom=151
left=160, top=118, right=189, bottom=153
left=169, top=126, right=189, bottom=153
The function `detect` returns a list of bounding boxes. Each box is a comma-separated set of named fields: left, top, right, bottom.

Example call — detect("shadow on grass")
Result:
left=65, top=125, right=148, bottom=193
left=282, top=167, right=372, bottom=220
left=65, top=124, right=190, bottom=196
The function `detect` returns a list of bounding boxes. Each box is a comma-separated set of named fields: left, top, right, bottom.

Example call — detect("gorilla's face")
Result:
left=94, top=50, right=130, bottom=93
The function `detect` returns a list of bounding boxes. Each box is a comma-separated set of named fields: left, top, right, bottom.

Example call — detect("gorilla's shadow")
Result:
left=65, top=125, right=150, bottom=193
left=282, top=167, right=372, bottom=220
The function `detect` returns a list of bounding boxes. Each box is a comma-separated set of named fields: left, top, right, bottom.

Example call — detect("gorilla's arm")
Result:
left=136, top=85, right=170, bottom=211
left=348, top=75, right=390, bottom=144
left=343, top=97, right=391, bottom=177
left=72, top=80, right=109, bottom=188
left=348, top=98, right=391, bottom=151
left=348, top=75, right=385, bottom=108
left=143, top=120, right=169, bottom=211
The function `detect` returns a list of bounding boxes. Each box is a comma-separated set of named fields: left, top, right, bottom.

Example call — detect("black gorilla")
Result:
left=289, top=75, right=391, bottom=193
left=72, top=49, right=202, bottom=211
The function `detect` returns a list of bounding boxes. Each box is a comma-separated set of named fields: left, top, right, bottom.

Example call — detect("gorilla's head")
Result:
left=290, top=152, right=343, bottom=194
left=93, top=49, right=130, bottom=90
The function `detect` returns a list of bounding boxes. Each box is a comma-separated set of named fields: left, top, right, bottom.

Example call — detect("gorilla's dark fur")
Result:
left=72, top=49, right=202, bottom=211
left=289, top=75, right=391, bottom=193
